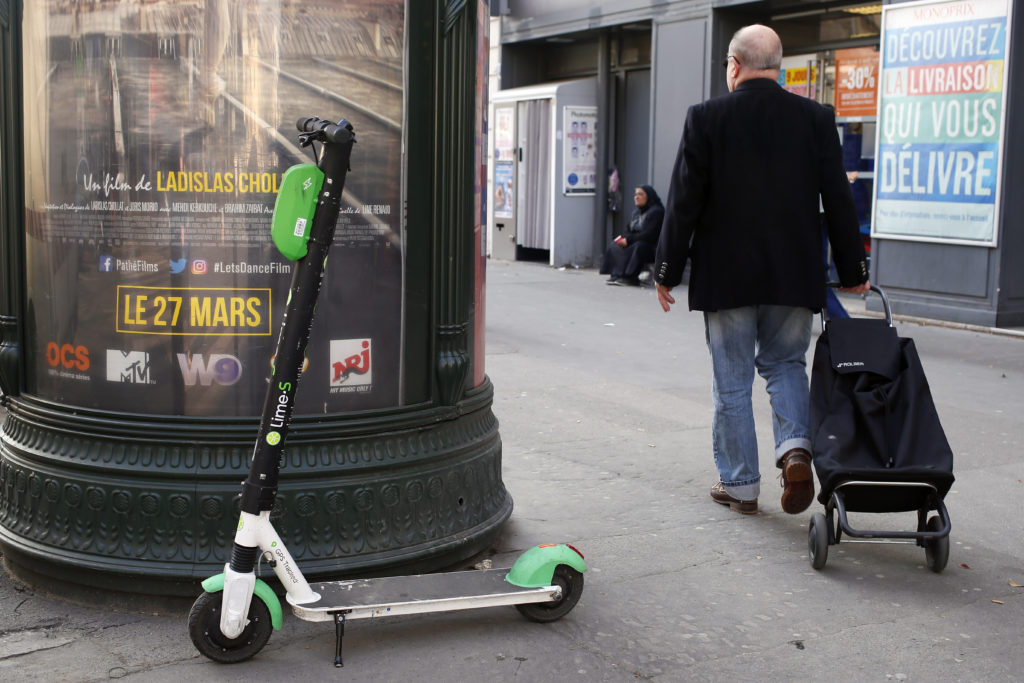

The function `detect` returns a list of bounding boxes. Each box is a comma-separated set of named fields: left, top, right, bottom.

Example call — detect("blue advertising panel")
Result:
left=872, top=0, right=1011, bottom=245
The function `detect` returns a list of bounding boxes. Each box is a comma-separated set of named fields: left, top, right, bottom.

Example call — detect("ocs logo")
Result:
left=46, top=342, right=90, bottom=371
left=176, top=353, right=243, bottom=386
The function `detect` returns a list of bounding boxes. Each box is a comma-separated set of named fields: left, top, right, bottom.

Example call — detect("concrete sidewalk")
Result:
left=2, top=259, right=1023, bottom=681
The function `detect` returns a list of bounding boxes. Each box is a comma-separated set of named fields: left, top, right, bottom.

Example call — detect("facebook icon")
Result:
left=99, top=255, right=114, bottom=272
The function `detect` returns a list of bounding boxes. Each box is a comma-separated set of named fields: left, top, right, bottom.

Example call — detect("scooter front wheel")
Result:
left=188, top=590, right=273, bottom=663
left=516, top=565, right=584, bottom=623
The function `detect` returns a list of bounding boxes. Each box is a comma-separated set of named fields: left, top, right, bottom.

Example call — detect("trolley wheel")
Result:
left=924, top=516, right=949, bottom=573
left=808, top=512, right=829, bottom=570
left=516, top=565, right=584, bottom=623
left=188, top=590, right=273, bottom=663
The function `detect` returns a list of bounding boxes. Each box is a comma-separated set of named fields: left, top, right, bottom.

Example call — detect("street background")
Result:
left=2, top=260, right=1022, bottom=681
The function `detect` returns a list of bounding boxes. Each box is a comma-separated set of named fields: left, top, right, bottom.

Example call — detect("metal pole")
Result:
left=594, top=33, right=610, bottom=266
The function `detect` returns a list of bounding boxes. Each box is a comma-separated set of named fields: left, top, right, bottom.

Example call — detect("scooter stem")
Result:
left=239, top=120, right=355, bottom=521
left=218, top=119, right=354, bottom=638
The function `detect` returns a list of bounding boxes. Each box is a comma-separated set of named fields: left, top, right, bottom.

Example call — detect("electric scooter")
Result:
left=188, top=117, right=586, bottom=667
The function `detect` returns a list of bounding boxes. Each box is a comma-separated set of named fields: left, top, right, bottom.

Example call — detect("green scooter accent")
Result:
left=271, top=163, right=325, bottom=261
left=202, top=573, right=284, bottom=630
left=505, top=544, right=587, bottom=588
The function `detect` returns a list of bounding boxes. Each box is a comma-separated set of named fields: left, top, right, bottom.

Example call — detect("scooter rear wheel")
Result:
left=515, top=565, right=584, bottom=623
left=188, top=590, right=273, bottom=663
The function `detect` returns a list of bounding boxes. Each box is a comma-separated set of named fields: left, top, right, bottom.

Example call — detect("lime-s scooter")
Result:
left=188, top=117, right=586, bottom=667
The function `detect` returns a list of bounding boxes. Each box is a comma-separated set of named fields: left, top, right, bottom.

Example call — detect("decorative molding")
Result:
left=0, top=387, right=509, bottom=587
left=443, top=0, right=469, bottom=34
left=0, top=315, right=18, bottom=398
left=434, top=0, right=476, bottom=406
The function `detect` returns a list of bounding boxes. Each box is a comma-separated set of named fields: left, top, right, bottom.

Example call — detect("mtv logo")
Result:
left=330, top=339, right=372, bottom=387
left=107, top=350, right=153, bottom=384
left=177, top=353, right=243, bottom=386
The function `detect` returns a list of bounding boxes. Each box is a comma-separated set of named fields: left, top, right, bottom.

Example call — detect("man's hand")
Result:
left=838, top=280, right=871, bottom=295
left=614, top=236, right=627, bottom=248
left=656, top=283, right=675, bottom=312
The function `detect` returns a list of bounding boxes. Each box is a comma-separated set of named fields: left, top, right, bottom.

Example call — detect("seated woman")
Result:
left=600, top=185, right=664, bottom=286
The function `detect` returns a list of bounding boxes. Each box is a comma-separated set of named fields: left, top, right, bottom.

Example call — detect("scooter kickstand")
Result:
left=332, top=611, right=348, bottom=668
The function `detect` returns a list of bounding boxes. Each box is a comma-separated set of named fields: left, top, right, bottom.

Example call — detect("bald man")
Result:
left=654, top=24, right=869, bottom=515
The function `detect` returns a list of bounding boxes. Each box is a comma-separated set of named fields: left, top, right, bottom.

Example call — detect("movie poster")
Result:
left=22, top=0, right=406, bottom=416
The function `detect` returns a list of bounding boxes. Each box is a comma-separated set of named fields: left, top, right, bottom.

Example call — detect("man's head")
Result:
left=725, top=24, right=783, bottom=92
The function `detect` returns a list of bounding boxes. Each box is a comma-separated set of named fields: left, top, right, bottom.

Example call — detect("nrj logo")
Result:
left=330, top=339, right=371, bottom=388
left=177, top=353, right=243, bottom=386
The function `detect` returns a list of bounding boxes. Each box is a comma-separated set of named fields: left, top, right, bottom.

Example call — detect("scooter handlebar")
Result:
left=296, top=116, right=354, bottom=145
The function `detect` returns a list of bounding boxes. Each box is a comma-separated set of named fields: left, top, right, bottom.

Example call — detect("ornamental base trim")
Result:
left=0, top=382, right=511, bottom=596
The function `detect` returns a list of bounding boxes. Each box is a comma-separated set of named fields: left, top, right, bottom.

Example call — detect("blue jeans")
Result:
left=703, top=306, right=813, bottom=501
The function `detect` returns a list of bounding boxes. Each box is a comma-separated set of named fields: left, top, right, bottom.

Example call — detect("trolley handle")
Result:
left=824, top=283, right=892, bottom=328
left=296, top=116, right=354, bottom=145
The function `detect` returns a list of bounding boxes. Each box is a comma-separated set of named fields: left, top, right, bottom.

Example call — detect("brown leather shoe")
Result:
left=710, top=481, right=757, bottom=514
left=779, top=448, right=814, bottom=514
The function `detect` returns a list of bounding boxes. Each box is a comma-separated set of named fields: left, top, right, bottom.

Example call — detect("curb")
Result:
left=844, top=303, right=1024, bottom=339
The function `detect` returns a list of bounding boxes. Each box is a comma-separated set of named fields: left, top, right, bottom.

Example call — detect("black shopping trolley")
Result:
left=807, top=285, right=954, bottom=572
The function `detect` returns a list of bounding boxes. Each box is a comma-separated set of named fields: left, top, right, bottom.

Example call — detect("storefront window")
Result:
left=774, top=5, right=881, bottom=51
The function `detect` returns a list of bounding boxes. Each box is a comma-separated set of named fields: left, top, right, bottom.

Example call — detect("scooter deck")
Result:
left=287, top=568, right=560, bottom=622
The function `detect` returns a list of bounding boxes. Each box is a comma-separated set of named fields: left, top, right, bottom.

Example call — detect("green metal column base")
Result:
left=0, top=379, right=511, bottom=597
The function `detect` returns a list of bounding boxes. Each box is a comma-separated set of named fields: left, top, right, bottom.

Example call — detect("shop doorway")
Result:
left=515, top=98, right=552, bottom=260
left=488, top=98, right=553, bottom=263
left=782, top=50, right=878, bottom=265
left=612, top=67, right=651, bottom=239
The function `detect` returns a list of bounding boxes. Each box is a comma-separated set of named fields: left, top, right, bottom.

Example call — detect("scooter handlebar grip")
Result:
left=296, top=116, right=320, bottom=132
left=296, top=117, right=354, bottom=145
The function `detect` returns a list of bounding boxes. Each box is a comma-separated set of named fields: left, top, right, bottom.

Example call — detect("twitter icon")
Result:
left=169, top=258, right=187, bottom=274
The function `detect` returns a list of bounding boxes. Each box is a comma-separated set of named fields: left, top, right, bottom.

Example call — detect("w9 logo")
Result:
left=177, top=353, right=243, bottom=386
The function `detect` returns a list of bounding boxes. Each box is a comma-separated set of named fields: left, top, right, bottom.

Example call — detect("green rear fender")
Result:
left=506, top=544, right=587, bottom=588
left=201, top=573, right=283, bottom=630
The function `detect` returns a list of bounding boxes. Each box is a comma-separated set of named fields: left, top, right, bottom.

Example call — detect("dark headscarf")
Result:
left=636, top=184, right=663, bottom=212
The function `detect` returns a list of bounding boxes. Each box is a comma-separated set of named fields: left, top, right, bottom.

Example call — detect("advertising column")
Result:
left=873, top=0, right=1011, bottom=245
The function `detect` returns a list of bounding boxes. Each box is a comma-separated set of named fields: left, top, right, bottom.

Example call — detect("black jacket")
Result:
left=654, top=78, right=868, bottom=311
left=624, top=203, right=664, bottom=247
